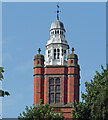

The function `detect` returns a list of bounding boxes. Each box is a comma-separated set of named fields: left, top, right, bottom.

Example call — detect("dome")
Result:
left=67, top=48, right=78, bottom=60
left=34, top=48, right=44, bottom=60
left=50, top=20, right=65, bottom=30
left=67, top=53, right=78, bottom=60
left=34, top=54, right=44, bottom=60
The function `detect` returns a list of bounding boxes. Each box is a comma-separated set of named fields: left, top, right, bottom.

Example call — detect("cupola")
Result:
left=67, top=48, right=78, bottom=66
left=34, top=48, right=44, bottom=68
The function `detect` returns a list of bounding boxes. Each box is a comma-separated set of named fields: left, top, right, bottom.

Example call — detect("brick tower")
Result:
left=34, top=6, right=80, bottom=119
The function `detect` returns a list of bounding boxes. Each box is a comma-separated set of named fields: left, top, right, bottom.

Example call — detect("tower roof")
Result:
left=67, top=48, right=78, bottom=60
left=34, top=48, right=44, bottom=60
left=50, top=19, right=64, bottom=30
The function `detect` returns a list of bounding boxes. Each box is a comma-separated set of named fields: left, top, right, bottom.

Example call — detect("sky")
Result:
left=2, top=2, right=106, bottom=118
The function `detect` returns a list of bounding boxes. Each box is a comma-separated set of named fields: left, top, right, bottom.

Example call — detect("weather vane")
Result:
left=57, top=3, right=60, bottom=20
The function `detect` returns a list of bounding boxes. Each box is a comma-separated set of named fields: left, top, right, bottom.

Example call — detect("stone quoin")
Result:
left=33, top=5, right=80, bottom=119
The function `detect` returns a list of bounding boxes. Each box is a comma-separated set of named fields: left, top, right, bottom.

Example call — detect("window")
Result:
left=48, top=50, right=51, bottom=57
left=37, top=60, right=39, bottom=64
left=64, top=50, right=66, bottom=54
left=50, top=94, right=54, bottom=103
left=56, top=93, right=60, bottom=103
left=62, top=49, right=63, bottom=56
left=54, top=49, right=56, bottom=59
left=56, top=85, right=60, bottom=92
left=54, top=48, right=60, bottom=59
left=71, top=60, right=73, bottom=63
left=55, top=30, right=57, bottom=34
left=49, top=78, right=60, bottom=104
left=57, top=30, right=59, bottom=34
left=62, top=31, right=63, bottom=35
left=57, top=49, right=60, bottom=59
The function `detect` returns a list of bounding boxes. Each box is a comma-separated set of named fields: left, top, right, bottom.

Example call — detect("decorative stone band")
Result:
left=34, top=91, right=78, bottom=94
left=45, top=65, right=67, bottom=68
left=34, top=73, right=79, bottom=76
left=46, top=43, right=69, bottom=49
left=34, top=65, right=44, bottom=68
left=34, top=83, right=78, bottom=86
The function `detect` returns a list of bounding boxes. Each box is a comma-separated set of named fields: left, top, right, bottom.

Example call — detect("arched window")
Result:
left=62, top=31, right=63, bottom=35
left=56, top=77, right=60, bottom=84
left=48, top=50, right=51, bottom=57
left=37, top=60, right=39, bottom=64
left=62, top=49, right=63, bottom=56
left=50, top=78, right=54, bottom=84
left=54, top=49, right=56, bottom=59
left=71, top=60, right=73, bottom=63
left=49, top=78, right=60, bottom=104
left=57, top=49, right=60, bottom=59
left=64, top=50, right=66, bottom=54
left=57, top=30, right=59, bottom=34
left=55, top=30, right=57, bottom=34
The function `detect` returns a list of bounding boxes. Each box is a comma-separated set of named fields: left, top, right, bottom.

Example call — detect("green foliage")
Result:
left=72, top=65, right=108, bottom=120
left=0, top=67, right=10, bottom=97
left=18, top=100, right=64, bottom=120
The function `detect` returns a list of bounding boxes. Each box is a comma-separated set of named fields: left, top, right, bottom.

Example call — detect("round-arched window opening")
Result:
left=37, top=60, right=39, bottom=64
left=71, top=60, right=73, bottom=63
left=57, top=30, right=59, bottom=34
left=64, top=50, right=66, bottom=54
left=56, top=78, right=60, bottom=84
left=49, top=78, right=54, bottom=84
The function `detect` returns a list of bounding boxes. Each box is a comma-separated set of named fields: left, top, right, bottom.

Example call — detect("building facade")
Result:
left=34, top=10, right=80, bottom=119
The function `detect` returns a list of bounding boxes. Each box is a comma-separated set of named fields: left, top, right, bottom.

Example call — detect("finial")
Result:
left=57, top=3, right=60, bottom=20
left=71, top=48, right=74, bottom=53
left=38, top=48, right=41, bottom=54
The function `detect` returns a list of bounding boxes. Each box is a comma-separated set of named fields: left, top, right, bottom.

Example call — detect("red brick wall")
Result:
left=44, top=67, right=68, bottom=74
left=34, top=58, right=80, bottom=119
left=68, top=67, right=78, bottom=74
left=61, top=76, right=67, bottom=104
left=44, top=76, right=49, bottom=103
left=54, top=107, right=73, bottom=119
left=34, top=77, right=41, bottom=104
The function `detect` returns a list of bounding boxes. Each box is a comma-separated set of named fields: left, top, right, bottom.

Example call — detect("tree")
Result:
left=72, top=65, right=108, bottom=120
left=18, top=100, right=64, bottom=120
left=0, top=67, right=10, bottom=97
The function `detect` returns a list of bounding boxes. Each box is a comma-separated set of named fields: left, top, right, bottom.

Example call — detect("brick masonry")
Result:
left=34, top=54, right=80, bottom=119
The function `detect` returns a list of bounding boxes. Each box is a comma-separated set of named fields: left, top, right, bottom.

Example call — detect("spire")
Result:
left=57, top=4, right=60, bottom=20
left=38, top=48, right=41, bottom=54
